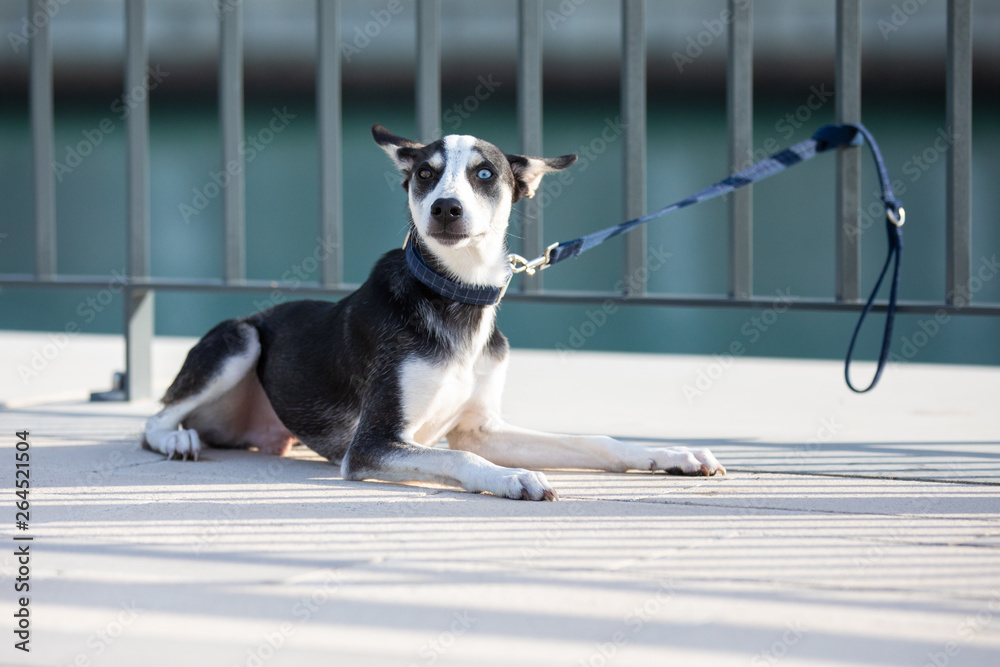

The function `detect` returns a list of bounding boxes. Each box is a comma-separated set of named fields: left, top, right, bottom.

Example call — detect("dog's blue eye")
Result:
left=477, top=169, right=492, bottom=180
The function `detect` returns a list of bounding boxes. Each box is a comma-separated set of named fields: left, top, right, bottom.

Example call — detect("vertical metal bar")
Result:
left=125, top=0, right=153, bottom=400
left=416, top=0, right=441, bottom=143
left=518, top=0, right=544, bottom=293
left=946, top=0, right=972, bottom=306
left=126, top=0, right=150, bottom=281
left=125, top=289, right=154, bottom=401
left=622, top=0, right=646, bottom=296
left=30, top=0, right=55, bottom=281
left=318, top=0, right=343, bottom=288
left=727, top=0, right=752, bottom=299
left=835, top=0, right=861, bottom=303
left=219, top=0, right=245, bottom=283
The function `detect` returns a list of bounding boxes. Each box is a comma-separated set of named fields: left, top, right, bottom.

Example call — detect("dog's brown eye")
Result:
left=417, top=168, right=432, bottom=179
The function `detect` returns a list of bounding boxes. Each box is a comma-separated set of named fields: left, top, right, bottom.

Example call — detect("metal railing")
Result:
left=3, top=0, right=997, bottom=401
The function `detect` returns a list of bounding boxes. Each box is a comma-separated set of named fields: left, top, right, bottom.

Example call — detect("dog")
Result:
left=142, top=125, right=725, bottom=500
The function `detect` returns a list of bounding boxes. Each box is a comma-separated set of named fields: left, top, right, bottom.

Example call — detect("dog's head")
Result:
left=373, top=124, right=575, bottom=283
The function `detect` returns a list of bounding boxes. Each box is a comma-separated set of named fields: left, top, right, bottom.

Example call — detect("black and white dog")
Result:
left=143, top=125, right=724, bottom=500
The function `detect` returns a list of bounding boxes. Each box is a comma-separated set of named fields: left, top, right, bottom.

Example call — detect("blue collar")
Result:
left=403, top=234, right=512, bottom=306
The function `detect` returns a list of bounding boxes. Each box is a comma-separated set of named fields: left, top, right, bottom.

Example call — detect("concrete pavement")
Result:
left=1, top=332, right=998, bottom=666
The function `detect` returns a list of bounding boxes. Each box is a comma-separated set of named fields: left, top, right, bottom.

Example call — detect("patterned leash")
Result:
left=508, top=123, right=904, bottom=393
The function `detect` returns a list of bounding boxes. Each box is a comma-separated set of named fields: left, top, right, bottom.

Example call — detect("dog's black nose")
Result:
left=430, top=198, right=463, bottom=227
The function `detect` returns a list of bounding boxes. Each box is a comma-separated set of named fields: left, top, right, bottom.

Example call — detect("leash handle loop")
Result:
left=838, top=124, right=905, bottom=393
left=844, top=211, right=904, bottom=392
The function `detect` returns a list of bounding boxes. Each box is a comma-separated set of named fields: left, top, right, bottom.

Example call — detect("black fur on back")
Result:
left=161, top=320, right=255, bottom=404
left=162, top=246, right=508, bottom=463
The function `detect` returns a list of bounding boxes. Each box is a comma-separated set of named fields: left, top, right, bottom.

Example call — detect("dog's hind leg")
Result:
left=143, top=320, right=261, bottom=461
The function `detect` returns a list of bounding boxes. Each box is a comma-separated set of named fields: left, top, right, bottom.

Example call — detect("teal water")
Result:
left=1, top=90, right=999, bottom=368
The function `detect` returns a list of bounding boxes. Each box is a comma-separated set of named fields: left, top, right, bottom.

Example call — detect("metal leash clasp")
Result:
left=508, top=242, right=559, bottom=276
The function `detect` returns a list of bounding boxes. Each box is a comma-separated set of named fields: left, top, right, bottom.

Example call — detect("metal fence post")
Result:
left=416, top=0, right=441, bottom=143
left=318, top=0, right=343, bottom=288
left=946, top=0, right=972, bottom=306
left=622, top=0, right=646, bottom=296
left=220, top=0, right=245, bottom=284
left=835, top=0, right=861, bottom=303
left=727, top=0, right=753, bottom=300
left=125, top=288, right=154, bottom=401
left=30, top=0, right=55, bottom=282
left=518, top=0, right=544, bottom=292
left=125, top=0, right=153, bottom=400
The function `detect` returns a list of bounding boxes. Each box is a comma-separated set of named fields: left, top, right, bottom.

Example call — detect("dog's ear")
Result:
left=372, top=124, right=424, bottom=173
left=505, top=153, right=578, bottom=202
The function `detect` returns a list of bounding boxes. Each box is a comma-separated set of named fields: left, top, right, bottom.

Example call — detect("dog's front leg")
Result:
left=341, top=432, right=558, bottom=501
left=448, top=420, right=725, bottom=476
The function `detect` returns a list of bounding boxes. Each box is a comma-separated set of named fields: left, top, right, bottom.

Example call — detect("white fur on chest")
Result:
left=397, top=309, right=501, bottom=445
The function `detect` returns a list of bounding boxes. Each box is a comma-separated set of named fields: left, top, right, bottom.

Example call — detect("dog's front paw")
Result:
left=494, top=469, right=558, bottom=501
left=158, top=429, right=202, bottom=461
left=646, top=446, right=725, bottom=477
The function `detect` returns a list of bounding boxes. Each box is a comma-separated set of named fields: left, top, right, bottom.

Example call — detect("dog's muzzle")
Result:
left=428, top=197, right=470, bottom=243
